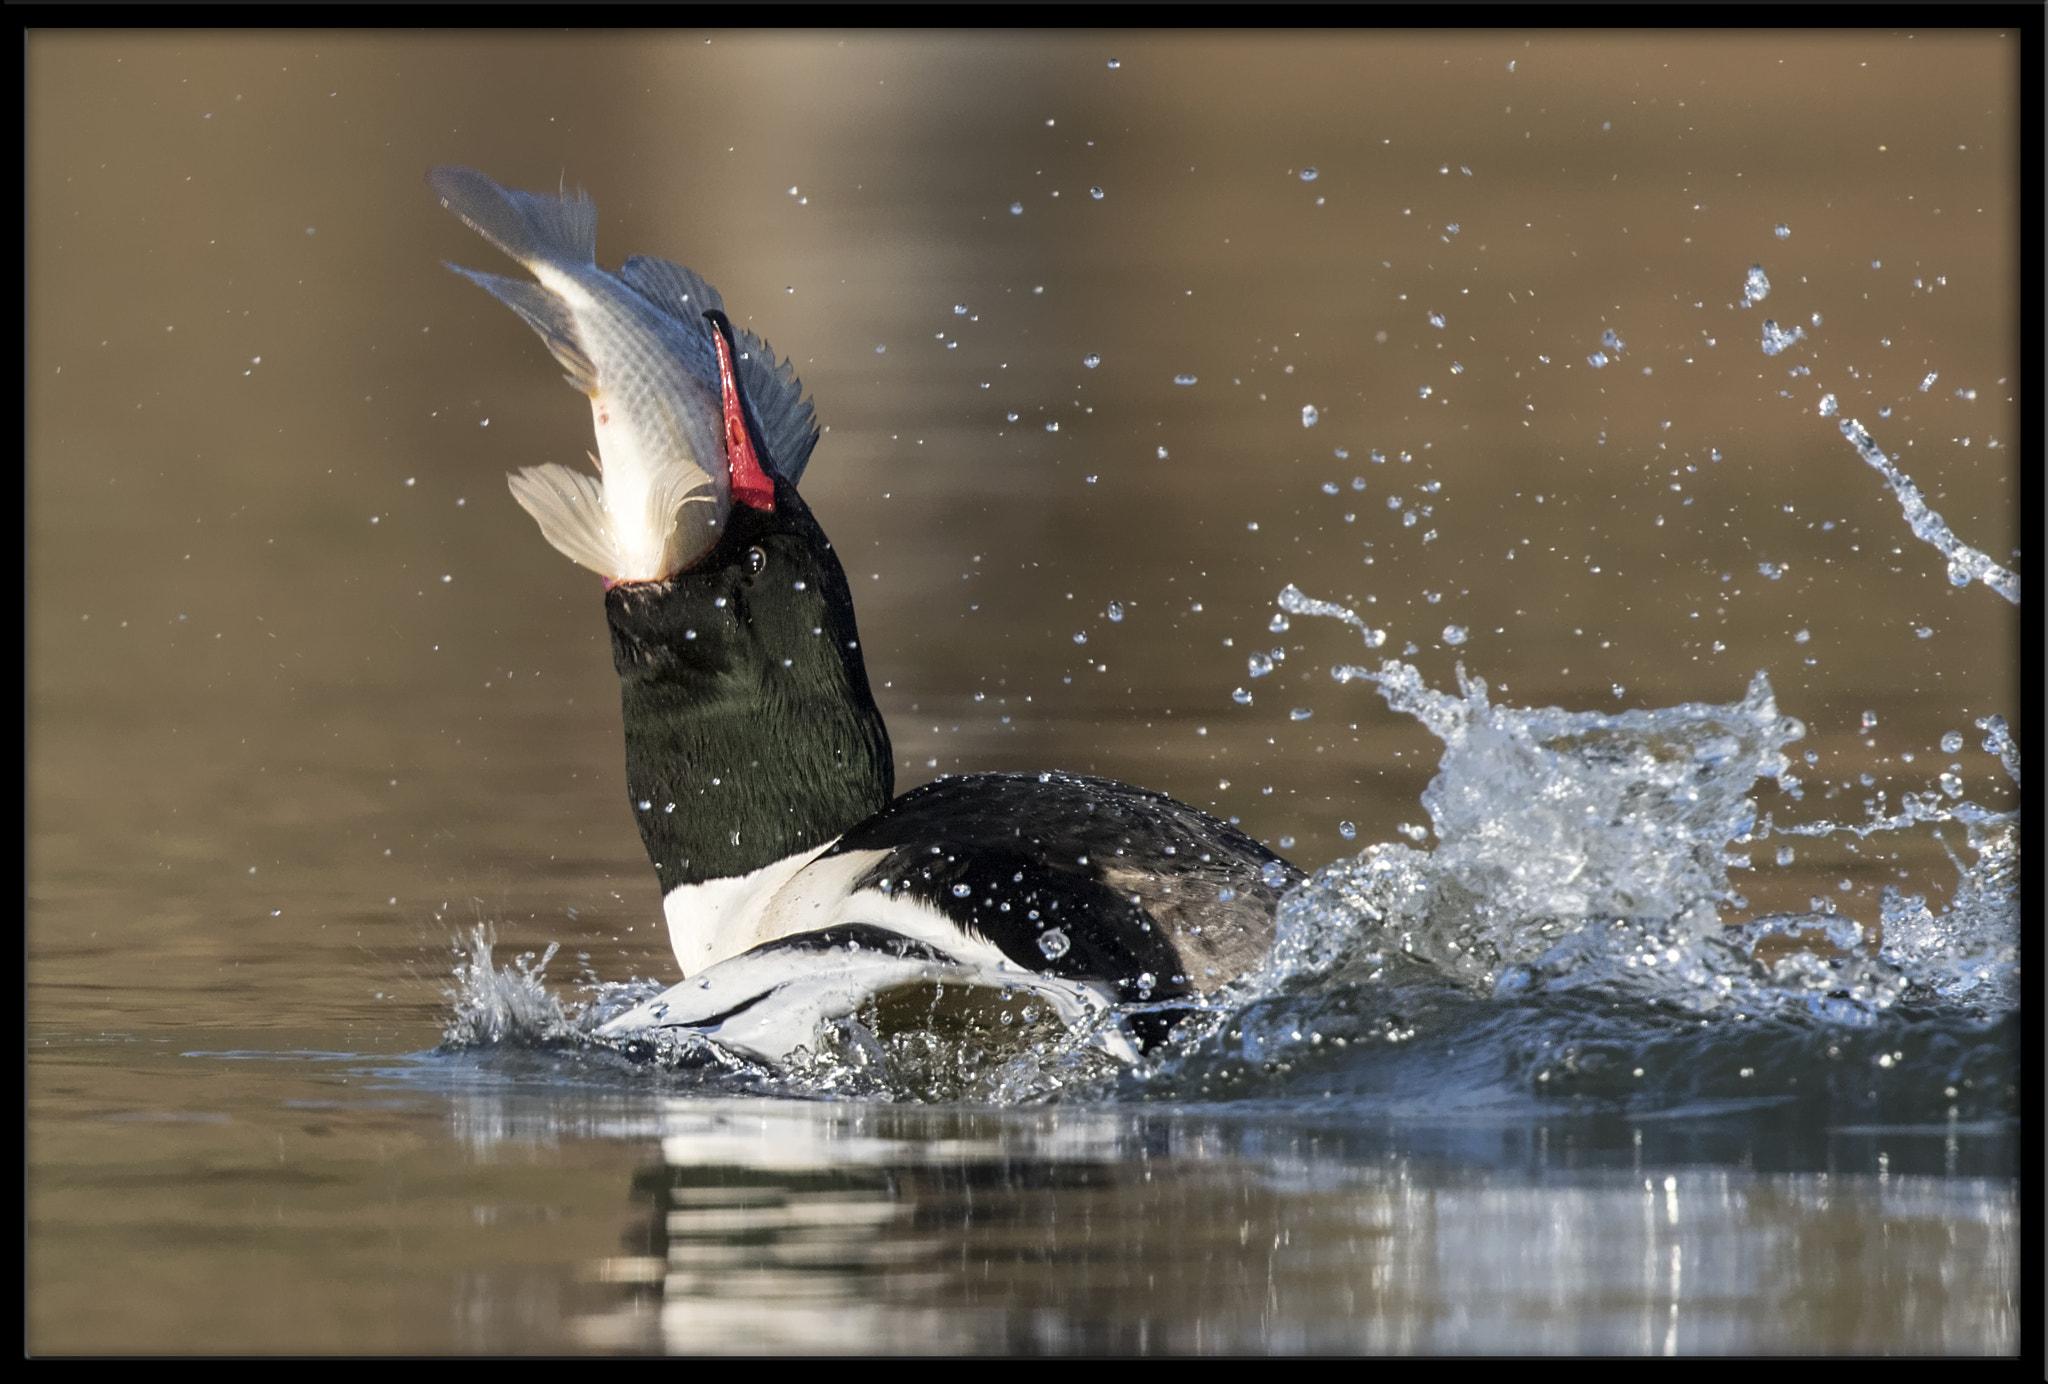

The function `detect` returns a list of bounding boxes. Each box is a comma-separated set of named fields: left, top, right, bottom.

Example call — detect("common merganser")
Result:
left=430, top=168, right=1302, bottom=1063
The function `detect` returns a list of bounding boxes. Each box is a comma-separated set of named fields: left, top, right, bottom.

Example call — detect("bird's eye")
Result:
left=746, top=546, right=768, bottom=576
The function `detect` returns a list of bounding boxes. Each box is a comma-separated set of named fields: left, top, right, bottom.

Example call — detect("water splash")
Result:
left=1836, top=418, right=2019, bottom=602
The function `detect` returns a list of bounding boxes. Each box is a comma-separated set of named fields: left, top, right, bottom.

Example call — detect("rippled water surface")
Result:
left=29, top=32, right=2018, bottom=1354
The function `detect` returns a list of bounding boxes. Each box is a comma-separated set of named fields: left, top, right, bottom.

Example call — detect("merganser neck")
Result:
left=606, top=481, right=893, bottom=886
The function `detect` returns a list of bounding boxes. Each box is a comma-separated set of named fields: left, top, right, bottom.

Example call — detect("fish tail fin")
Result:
left=506, top=464, right=622, bottom=578
left=444, top=264, right=598, bottom=395
left=428, top=165, right=596, bottom=269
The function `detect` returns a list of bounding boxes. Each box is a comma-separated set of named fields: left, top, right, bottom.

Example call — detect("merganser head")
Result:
left=605, top=311, right=893, bottom=886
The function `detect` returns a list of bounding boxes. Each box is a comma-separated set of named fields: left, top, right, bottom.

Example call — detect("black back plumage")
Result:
left=824, top=772, right=1299, bottom=1001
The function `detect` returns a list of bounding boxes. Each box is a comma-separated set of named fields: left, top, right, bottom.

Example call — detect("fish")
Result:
left=427, top=166, right=816, bottom=582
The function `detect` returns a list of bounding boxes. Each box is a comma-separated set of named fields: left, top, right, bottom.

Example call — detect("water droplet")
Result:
left=1861, top=709, right=1879, bottom=731
left=1037, top=927, right=1071, bottom=960
left=1073, top=630, right=1088, bottom=644
left=1919, top=371, right=1939, bottom=392
left=1289, top=707, right=1312, bottom=721
left=952, top=883, right=972, bottom=898
left=1776, top=846, right=1796, bottom=867
left=1089, top=186, right=1104, bottom=200
left=1588, top=352, right=1608, bottom=368
left=1794, top=629, right=1811, bottom=645
left=1106, top=58, right=1120, bottom=69
left=1156, top=446, right=1170, bottom=459
left=1301, top=404, right=1319, bottom=427
left=1761, top=319, right=1806, bottom=355
left=1231, top=687, right=1252, bottom=705
left=1268, top=613, right=1290, bottom=632
left=1428, top=311, right=1446, bottom=329
left=1247, top=652, right=1274, bottom=678
left=1007, top=412, right=1020, bottom=422
left=1083, top=353, right=1101, bottom=368
left=1818, top=394, right=1838, bottom=417
left=1299, top=167, right=1318, bottom=182
left=1046, top=420, right=1060, bottom=432
left=1941, top=730, right=1965, bottom=753
left=1321, top=481, right=1339, bottom=495
left=1338, top=820, right=1357, bottom=840
left=1107, top=601, right=1124, bottom=622
left=1774, top=223, right=1791, bottom=238
left=1173, top=373, right=1198, bottom=386
left=1939, top=771, right=1964, bottom=798
left=1278, top=836, right=1295, bottom=850
left=1260, top=861, right=1288, bottom=886
left=1442, top=625, right=1467, bottom=646
left=1742, top=264, right=1770, bottom=306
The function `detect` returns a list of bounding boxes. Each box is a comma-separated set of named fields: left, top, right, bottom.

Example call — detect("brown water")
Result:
left=28, top=31, right=2018, bottom=1354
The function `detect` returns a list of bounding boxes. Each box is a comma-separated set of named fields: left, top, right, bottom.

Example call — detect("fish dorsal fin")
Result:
left=731, top=326, right=821, bottom=486
left=428, top=166, right=596, bottom=269
left=623, top=256, right=820, bottom=486
left=618, top=255, right=725, bottom=324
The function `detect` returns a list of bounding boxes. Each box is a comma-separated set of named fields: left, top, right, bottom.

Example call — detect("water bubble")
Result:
left=1941, top=730, right=1965, bottom=753
left=1037, top=927, right=1071, bottom=960
left=1322, top=481, right=1339, bottom=495
left=1174, top=374, right=1198, bottom=386
left=1793, top=629, right=1811, bottom=644
left=1073, top=630, right=1088, bottom=644
left=1299, top=167, right=1319, bottom=182
left=1156, top=446, right=1169, bottom=459
left=1260, top=861, right=1288, bottom=887
left=1818, top=394, right=1838, bottom=417
left=1742, top=264, right=1770, bottom=306
left=1602, top=328, right=1625, bottom=351
left=1352, top=476, right=1365, bottom=490
left=1046, top=421, right=1060, bottom=432
left=1301, top=404, right=1319, bottom=427
left=1083, top=353, right=1101, bottom=368
left=1774, top=223, right=1791, bottom=238
left=951, top=883, right=972, bottom=898
left=1442, top=625, right=1468, bottom=646
left=1007, top=412, right=1019, bottom=422
left=1587, top=352, right=1608, bottom=368
left=1269, top=613, right=1290, bottom=632
left=1247, top=652, right=1274, bottom=678
left=1089, top=186, right=1104, bottom=200
left=1338, top=820, right=1357, bottom=840
left=1939, top=771, right=1964, bottom=798
left=1290, top=707, right=1313, bottom=721
left=1428, top=311, right=1446, bottom=329
left=1419, top=385, right=1433, bottom=398
left=1776, top=846, right=1796, bottom=867
left=1106, top=58, right=1120, bottom=69
left=1107, top=601, right=1124, bottom=622
left=1010, top=202, right=1025, bottom=215
left=1231, top=687, right=1253, bottom=705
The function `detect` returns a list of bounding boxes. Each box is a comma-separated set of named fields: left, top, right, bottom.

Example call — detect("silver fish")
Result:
left=430, top=166, right=801, bottom=582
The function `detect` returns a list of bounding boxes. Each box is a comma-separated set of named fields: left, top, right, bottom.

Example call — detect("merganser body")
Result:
left=431, top=167, right=1301, bottom=1063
